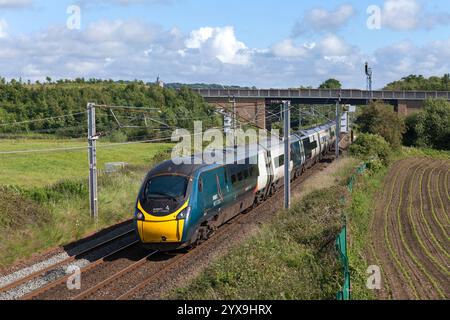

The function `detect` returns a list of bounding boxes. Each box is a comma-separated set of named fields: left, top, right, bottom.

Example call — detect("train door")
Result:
left=303, top=138, right=313, bottom=161
left=198, top=170, right=219, bottom=219
left=291, top=140, right=301, bottom=168
left=215, top=167, right=232, bottom=205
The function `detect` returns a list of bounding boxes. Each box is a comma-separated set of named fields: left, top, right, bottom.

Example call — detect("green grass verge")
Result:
left=170, top=185, right=350, bottom=300
left=345, top=167, right=387, bottom=300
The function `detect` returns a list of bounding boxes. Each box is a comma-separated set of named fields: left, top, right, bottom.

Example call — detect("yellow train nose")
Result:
left=137, top=220, right=185, bottom=243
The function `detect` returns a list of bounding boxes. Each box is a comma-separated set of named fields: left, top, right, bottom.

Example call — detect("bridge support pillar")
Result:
left=207, top=98, right=266, bottom=130
left=395, top=100, right=424, bottom=116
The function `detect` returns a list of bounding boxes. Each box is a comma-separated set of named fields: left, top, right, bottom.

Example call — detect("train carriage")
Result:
left=134, top=121, right=338, bottom=251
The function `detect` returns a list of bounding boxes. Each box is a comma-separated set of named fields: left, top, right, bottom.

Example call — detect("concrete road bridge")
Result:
left=196, top=88, right=450, bottom=129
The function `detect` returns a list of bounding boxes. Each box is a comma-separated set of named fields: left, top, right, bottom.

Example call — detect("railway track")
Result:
left=14, top=138, right=349, bottom=300
left=0, top=223, right=136, bottom=300
left=57, top=154, right=338, bottom=300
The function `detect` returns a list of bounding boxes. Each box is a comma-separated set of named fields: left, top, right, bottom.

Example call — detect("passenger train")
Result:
left=134, top=121, right=337, bottom=251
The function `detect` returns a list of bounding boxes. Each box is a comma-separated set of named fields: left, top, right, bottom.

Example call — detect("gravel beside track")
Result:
left=0, top=220, right=135, bottom=300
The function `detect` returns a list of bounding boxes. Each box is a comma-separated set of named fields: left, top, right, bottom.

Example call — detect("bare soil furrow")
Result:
left=370, top=158, right=450, bottom=300
left=400, top=162, right=448, bottom=299
left=373, top=159, right=420, bottom=299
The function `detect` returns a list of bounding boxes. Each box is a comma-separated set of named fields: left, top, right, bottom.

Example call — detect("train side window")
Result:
left=310, top=141, right=318, bottom=149
left=231, top=175, right=237, bottom=184
left=243, top=169, right=249, bottom=179
left=276, top=155, right=285, bottom=168
left=238, top=172, right=243, bottom=181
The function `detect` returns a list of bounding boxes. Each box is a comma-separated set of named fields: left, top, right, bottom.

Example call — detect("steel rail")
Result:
left=71, top=250, right=160, bottom=300
left=0, top=227, right=135, bottom=295
left=20, top=240, right=140, bottom=300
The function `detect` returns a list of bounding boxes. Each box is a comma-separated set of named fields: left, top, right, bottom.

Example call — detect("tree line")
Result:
left=0, top=79, right=222, bottom=140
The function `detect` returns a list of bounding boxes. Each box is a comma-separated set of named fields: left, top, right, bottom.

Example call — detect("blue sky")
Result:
left=1, top=0, right=450, bottom=88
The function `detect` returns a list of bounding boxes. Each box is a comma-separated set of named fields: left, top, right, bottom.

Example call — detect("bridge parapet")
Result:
left=196, top=88, right=450, bottom=101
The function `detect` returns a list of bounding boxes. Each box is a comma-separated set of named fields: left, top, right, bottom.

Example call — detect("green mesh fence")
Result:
left=336, top=163, right=367, bottom=301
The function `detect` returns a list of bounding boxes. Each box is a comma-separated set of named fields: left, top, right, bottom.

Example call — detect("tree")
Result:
left=404, top=99, right=450, bottom=150
left=354, top=101, right=405, bottom=149
left=385, top=74, right=450, bottom=91
left=319, top=79, right=342, bottom=89
left=350, top=133, right=392, bottom=168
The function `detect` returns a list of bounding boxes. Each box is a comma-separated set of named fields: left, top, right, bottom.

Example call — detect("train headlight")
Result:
left=136, top=211, right=145, bottom=221
left=176, top=207, right=191, bottom=220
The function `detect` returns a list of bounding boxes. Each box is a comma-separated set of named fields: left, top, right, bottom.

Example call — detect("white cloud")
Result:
left=382, top=0, right=421, bottom=30
left=374, top=39, right=450, bottom=85
left=381, top=0, right=450, bottom=30
left=0, top=17, right=449, bottom=89
left=185, top=26, right=250, bottom=65
left=0, top=0, right=31, bottom=9
left=0, top=19, right=8, bottom=39
left=271, top=39, right=311, bottom=58
left=318, top=35, right=352, bottom=56
left=293, top=4, right=356, bottom=36
left=185, top=27, right=214, bottom=49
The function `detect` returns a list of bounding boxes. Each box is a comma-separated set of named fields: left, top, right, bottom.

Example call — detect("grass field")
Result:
left=0, top=139, right=173, bottom=186
left=0, top=138, right=173, bottom=268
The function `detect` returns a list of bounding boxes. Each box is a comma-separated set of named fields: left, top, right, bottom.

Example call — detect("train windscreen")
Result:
left=144, top=175, right=188, bottom=200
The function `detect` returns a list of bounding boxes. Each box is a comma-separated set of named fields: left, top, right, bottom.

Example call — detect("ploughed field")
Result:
left=369, top=158, right=450, bottom=300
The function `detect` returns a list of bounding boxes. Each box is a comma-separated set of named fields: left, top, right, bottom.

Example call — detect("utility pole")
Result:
left=87, top=103, right=98, bottom=224
left=365, top=62, right=373, bottom=102
left=335, top=95, right=342, bottom=160
left=283, top=101, right=291, bottom=210
left=299, top=105, right=302, bottom=130
left=230, top=96, right=237, bottom=147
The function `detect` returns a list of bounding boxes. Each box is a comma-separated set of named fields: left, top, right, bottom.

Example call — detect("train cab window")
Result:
left=144, top=175, right=188, bottom=200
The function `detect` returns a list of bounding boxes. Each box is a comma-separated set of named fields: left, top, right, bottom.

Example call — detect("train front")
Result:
left=134, top=171, right=193, bottom=251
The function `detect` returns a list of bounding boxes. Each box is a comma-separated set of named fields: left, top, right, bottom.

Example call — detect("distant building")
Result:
left=156, top=76, right=164, bottom=88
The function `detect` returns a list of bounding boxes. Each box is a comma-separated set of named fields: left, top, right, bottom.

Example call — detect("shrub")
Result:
left=0, top=188, right=51, bottom=230
left=350, top=133, right=391, bottom=167
left=355, top=101, right=405, bottom=149
left=404, top=99, right=450, bottom=150
left=109, top=131, right=128, bottom=143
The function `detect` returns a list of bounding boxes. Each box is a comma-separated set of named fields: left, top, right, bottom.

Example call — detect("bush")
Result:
left=355, top=101, right=405, bottom=149
left=404, top=99, right=450, bottom=150
left=109, top=131, right=128, bottom=143
left=350, top=133, right=391, bottom=167
left=0, top=188, right=51, bottom=230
